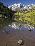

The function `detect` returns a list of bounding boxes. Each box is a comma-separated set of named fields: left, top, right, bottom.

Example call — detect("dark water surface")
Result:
left=0, top=18, right=35, bottom=46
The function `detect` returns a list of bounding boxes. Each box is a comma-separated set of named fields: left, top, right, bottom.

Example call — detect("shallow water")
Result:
left=0, top=18, right=35, bottom=46
left=0, top=26, right=35, bottom=46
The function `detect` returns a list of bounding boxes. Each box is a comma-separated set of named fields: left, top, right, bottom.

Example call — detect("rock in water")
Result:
left=18, top=39, right=24, bottom=46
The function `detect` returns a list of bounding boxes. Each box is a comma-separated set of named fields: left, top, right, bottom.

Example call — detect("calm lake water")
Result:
left=0, top=18, right=35, bottom=46
left=0, top=18, right=35, bottom=31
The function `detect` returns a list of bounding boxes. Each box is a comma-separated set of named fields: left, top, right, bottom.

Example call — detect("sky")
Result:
left=0, top=0, right=35, bottom=6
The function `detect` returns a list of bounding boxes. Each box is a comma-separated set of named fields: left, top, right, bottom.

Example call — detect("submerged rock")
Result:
left=17, top=39, right=24, bottom=46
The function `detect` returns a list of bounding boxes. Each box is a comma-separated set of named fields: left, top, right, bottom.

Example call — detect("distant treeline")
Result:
left=0, top=2, right=16, bottom=18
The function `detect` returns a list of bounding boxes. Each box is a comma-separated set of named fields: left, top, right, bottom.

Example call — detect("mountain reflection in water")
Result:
left=2, top=22, right=35, bottom=33
left=0, top=18, right=35, bottom=33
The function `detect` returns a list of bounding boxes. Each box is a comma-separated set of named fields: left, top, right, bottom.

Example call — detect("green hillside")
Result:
left=14, top=10, right=35, bottom=26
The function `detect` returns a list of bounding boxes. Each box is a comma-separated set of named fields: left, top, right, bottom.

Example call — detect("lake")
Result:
left=0, top=18, right=35, bottom=46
